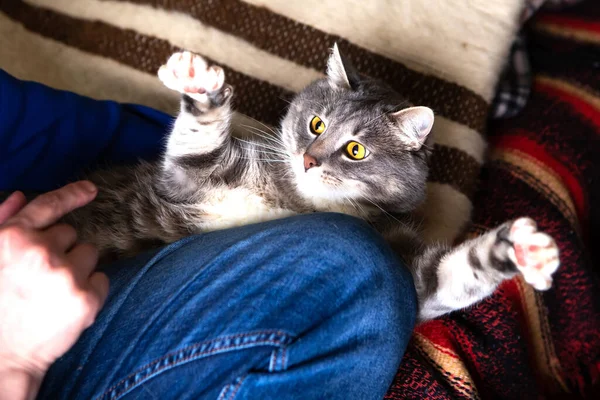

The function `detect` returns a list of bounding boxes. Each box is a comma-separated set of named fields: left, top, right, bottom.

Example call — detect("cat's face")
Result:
left=280, top=45, right=434, bottom=213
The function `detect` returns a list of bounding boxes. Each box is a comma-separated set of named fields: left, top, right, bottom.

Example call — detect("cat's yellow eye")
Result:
left=346, top=141, right=367, bottom=160
left=310, top=116, right=326, bottom=135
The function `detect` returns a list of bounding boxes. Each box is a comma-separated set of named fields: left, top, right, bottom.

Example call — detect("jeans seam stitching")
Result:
left=282, top=346, right=288, bottom=371
left=97, top=330, right=293, bottom=400
left=268, top=349, right=276, bottom=372
left=227, top=376, right=246, bottom=400
left=216, top=383, right=231, bottom=400
left=105, top=339, right=284, bottom=400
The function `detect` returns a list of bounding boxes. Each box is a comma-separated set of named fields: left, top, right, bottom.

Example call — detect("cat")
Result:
left=62, top=45, right=559, bottom=322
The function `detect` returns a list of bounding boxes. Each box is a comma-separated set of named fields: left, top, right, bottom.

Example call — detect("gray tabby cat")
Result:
left=66, top=45, right=559, bottom=322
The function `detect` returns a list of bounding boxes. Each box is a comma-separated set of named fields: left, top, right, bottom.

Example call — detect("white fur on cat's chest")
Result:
left=198, top=187, right=296, bottom=231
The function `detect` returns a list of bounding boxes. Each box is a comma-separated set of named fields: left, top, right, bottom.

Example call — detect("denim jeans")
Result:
left=37, top=213, right=416, bottom=400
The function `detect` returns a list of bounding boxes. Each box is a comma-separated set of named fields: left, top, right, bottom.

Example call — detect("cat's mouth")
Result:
left=291, top=153, right=358, bottom=203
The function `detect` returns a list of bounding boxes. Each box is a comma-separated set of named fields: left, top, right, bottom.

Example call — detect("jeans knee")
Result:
left=294, top=212, right=414, bottom=281
left=288, top=212, right=390, bottom=259
left=286, top=212, right=417, bottom=334
left=287, top=213, right=417, bottom=379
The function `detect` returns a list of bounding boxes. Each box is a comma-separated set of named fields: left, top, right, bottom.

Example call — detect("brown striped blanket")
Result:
left=0, top=0, right=523, bottom=246
left=4, top=0, right=598, bottom=398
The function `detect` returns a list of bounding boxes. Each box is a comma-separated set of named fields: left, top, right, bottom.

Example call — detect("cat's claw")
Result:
left=507, top=217, right=560, bottom=291
left=158, top=51, right=225, bottom=102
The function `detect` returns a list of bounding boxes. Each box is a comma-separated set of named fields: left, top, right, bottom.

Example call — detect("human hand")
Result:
left=0, top=182, right=109, bottom=399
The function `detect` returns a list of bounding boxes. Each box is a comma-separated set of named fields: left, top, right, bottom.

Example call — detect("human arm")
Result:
left=0, top=69, right=171, bottom=192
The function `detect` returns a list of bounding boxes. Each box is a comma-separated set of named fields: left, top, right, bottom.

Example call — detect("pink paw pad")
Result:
left=157, top=51, right=225, bottom=101
left=507, top=217, right=560, bottom=291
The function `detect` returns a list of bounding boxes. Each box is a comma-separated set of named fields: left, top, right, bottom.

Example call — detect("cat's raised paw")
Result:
left=507, top=217, right=560, bottom=291
left=158, top=51, right=225, bottom=102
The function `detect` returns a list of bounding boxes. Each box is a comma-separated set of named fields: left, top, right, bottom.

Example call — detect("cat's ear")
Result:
left=390, top=106, right=435, bottom=150
left=326, top=43, right=359, bottom=90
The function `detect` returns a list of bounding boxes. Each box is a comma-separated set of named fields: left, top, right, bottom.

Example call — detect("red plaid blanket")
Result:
left=386, top=2, right=600, bottom=398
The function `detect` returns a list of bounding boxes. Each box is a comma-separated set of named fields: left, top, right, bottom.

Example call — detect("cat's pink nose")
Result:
left=303, top=153, right=320, bottom=171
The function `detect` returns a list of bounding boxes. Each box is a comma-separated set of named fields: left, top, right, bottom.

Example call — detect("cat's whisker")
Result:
left=277, top=166, right=294, bottom=180
left=240, top=123, right=277, bottom=137
left=240, top=125, right=286, bottom=147
left=345, top=196, right=360, bottom=214
left=234, top=137, right=286, bottom=154
left=239, top=119, right=281, bottom=139
left=251, top=150, right=293, bottom=160
left=250, top=147, right=289, bottom=155
left=278, top=96, right=293, bottom=105
left=251, top=150, right=291, bottom=158
left=342, top=195, right=371, bottom=221
left=240, top=153, right=292, bottom=164
left=249, top=119, right=281, bottom=138
left=342, top=195, right=358, bottom=213
left=239, top=115, right=279, bottom=135
left=237, top=143, right=284, bottom=157
left=250, top=145, right=292, bottom=158
left=238, top=129, right=287, bottom=151
left=351, top=198, right=370, bottom=220
left=359, top=194, right=402, bottom=225
left=243, top=142, right=288, bottom=154
left=237, top=149, right=293, bottom=162
left=236, top=157, right=291, bottom=163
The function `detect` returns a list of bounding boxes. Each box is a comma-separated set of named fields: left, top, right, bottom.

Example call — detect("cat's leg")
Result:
left=157, top=51, right=234, bottom=198
left=411, top=217, right=560, bottom=322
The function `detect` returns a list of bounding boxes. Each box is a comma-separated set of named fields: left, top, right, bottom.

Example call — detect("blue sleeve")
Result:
left=0, top=69, right=174, bottom=191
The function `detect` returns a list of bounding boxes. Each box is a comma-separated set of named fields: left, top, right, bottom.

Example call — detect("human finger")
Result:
left=43, top=223, right=78, bottom=252
left=0, top=191, right=27, bottom=224
left=65, top=243, right=99, bottom=282
left=88, top=272, right=109, bottom=308
left=10, top=181, right=97, bottom=229
left=81, top=272, right=110, bottom=328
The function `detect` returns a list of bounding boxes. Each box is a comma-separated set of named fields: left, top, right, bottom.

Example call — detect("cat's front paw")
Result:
left=158, top=51, right=227, bottom=102
left=506, top=217, right=560, bottom=291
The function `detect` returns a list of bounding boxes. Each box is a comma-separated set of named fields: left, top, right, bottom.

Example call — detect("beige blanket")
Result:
left=0, top=0, right=523, bottom=242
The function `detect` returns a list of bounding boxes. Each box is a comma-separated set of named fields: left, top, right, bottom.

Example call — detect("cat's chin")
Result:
left=290, top=155, right=361, bottom=210
left=293, top=169, right=334, bottom=202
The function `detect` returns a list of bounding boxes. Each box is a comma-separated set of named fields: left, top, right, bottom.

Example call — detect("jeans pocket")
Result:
left=99, top=330, right=294, bottom=400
